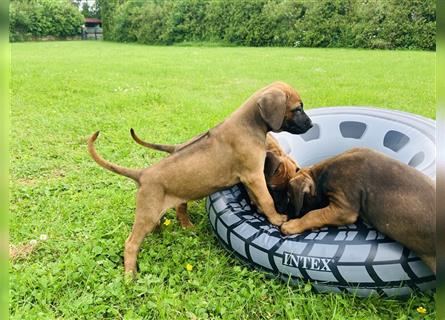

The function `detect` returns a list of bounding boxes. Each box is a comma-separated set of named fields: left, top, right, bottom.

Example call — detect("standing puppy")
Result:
left=129, top=130, right=300, bottom=227
left=88, top=82, right=312, bottom=276
left=129, top=129, right=210, bottom=228
left=281, top=147, right=436, bottom=273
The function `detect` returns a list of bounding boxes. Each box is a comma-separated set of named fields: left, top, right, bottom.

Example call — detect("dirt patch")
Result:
left=9, top=242, right=37, bottom=262
left=14, top=169, right=66, bottom=186
left=15, top=178, right=38, bottom=186
left=52, top=169, right=66, bottom=177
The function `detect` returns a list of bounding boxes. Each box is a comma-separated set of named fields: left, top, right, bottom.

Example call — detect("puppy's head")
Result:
left=264, top=151, right=299, bottom=214
left=258, top=82, right=312, bottom=134
left=288, top=170, right=316, bottom=217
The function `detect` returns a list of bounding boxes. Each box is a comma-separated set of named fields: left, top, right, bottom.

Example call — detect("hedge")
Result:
left=9, top=0, right=84, bottom=42
left=103, top=0, right=435, bottom=50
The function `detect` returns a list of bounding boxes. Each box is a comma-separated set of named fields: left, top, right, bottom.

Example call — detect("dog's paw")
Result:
left=281, top=220, right=302, bottom=235
left=268, top=213, right=288, bottom=226
left=124, top=266, right=138, bottom=281
left=124, top=268, right=138, bottom=280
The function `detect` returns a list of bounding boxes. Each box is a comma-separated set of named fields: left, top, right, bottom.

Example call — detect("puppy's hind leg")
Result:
left=124, top=186, right=167, bottom=276
left=176, top=203, right=194, bottom=228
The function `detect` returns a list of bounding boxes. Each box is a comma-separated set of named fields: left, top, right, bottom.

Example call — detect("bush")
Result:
left=351, top=0, right=436, bottom=50
left=293, top=0, right=355, bottom=48
left=9, top=0, right=84, bottom=42
left=97, top=0, right=119, bottom=41
left=103, top=0, right=436, bottom=50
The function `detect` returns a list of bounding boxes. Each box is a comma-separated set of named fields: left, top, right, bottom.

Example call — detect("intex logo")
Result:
left=282, top=252, right=334, bottom=272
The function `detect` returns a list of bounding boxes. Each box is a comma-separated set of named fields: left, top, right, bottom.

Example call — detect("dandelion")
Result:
left=39, top=234, right=48, bottom=241
left=163, top=219, right=172, bottom=226
left=185, top=263, right=193, bottom=272
left=29, top=239, right=38, bottom=246
left=416, top=306, right=427, bottom=314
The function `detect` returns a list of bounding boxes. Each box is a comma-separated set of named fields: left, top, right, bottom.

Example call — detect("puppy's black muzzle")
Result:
left=282, top=116, right=313, bottom=135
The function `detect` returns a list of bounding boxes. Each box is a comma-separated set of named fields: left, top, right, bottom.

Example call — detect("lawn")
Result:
left=10, top=41, right=435, bottom=319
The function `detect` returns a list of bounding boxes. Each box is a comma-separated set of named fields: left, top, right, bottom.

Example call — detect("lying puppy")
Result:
left=281, top=147, right=436, bottom=273
left=129, top=130, right=300, bottom=226
left=88, top=82, right=312, bottom=275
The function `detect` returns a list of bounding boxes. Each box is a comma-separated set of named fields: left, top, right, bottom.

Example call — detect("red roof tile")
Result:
left=85, top=18, right=101, bottom=24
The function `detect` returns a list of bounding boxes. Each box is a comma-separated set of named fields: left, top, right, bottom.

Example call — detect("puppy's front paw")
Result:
left=124, top=269, right=137, bottom=281
left=268, top=213, right=288, bottom=226
left=281, top=220, right=303, bottom=235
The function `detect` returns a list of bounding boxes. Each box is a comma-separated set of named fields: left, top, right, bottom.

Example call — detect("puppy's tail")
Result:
left=88, top=131, right=141, bottom=182
left=130, top=128, right=176, bottom=154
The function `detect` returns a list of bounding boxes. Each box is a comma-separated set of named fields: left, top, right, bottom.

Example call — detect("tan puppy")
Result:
left=129, top=130, right=300, bottom=226
left=130, top=129, right=209, bottom=228
left=88, top=82, right=312, bottom=275
left=282, top=147, right=436, bottom=273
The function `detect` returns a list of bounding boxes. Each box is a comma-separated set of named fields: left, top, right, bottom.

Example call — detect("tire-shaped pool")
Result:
left=206, top=107, right=436, bottom=297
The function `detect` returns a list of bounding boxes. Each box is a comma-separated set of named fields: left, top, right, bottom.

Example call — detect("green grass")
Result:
left=10, top=41, right=435, bottom=319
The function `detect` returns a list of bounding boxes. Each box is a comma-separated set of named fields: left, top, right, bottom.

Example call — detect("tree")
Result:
left=81, top=2, right=90, bottom=17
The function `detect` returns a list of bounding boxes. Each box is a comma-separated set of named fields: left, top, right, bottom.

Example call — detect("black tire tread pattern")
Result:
left=206, top=184, right=435, bottom=298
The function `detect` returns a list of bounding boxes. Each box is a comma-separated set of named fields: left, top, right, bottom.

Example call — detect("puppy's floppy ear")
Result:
left=288, top=173, right=315, bottom=216
left=258, top=88, right=287, bottom=131
left=264, top=151, right=281, bottom=179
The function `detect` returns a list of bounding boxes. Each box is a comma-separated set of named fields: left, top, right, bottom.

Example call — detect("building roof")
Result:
left=85, top=18, right=102, bottom=24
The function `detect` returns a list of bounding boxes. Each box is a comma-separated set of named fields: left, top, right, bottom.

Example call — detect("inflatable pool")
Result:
left=206, top=107, right=436, bottom=297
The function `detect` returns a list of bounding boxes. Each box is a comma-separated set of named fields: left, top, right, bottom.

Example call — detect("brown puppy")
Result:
left=130, top=129, right=209, bottom=228
left=129, top=130, right=300, bottom=226
left=281, top=147, right=436, bottom=273
left=88, top=82, right=312, bottom=275
left=263, top=137, right=300, bottom=214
